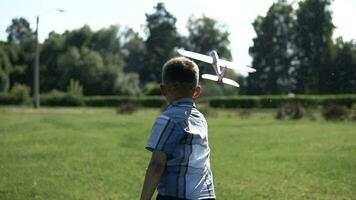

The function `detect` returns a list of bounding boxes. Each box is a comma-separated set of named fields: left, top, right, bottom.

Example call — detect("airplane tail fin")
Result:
left=201, top=74, right=240, bottom=87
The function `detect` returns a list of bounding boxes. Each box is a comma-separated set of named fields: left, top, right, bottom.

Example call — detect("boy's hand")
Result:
left=140, top=150, right=167, bottom=200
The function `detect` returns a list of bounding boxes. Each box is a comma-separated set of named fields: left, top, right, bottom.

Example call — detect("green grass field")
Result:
left=0, top=107, right=355, bottom=200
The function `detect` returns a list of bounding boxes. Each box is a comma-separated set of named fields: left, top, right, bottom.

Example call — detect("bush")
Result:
left=67, top=79, right=83, bottom=97
left=41, top=90, right=84, bottom=106
left=116, top=103, right=137, bottom=114
left=84, top=96, right=165, bottom=108
left=275, top=103, right=305, bottom=120
left=321, top=95, right=354, bottom=108
left=198, top=104, right=218, bottom=118
left=8, top=83, right=31, bottom=105
left=141, top=96, right=166, bottom=108
left=238, top=109, right=251, bottom=119
left=209, top=96, right=259, bottom=108
left=144, top=82, right=161, bottom=96
left=322, top=105, right=349, bottom=121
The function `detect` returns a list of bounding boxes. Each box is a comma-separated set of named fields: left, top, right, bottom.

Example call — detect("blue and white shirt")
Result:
left=146, top=98, right=215, bottom=200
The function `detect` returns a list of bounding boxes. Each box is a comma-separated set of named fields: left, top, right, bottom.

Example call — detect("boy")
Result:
left=140, top=57, right=215, bottom=200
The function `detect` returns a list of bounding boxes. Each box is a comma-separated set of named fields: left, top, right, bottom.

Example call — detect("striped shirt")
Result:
left=146, top=98, right=215, bottom=200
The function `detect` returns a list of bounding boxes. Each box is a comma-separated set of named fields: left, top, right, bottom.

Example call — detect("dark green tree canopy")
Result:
left=294, top=0, right=334, bottom=94
left=6, top=18, right=34, bottom=44
left=144, top=2, right=182, bottom=82
left=247, top=0, right=295, bottom=94
left=186, top=15, right=231, bottom=60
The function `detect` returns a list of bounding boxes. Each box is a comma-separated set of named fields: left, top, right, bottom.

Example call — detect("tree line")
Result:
left=246, top=0, right=356, bottom=95
left=0, top=0, right=355, bottom=96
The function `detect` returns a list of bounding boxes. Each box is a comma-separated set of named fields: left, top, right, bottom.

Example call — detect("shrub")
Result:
left=322, top=105, right=349, bottom=121
left=198, top=104, right=218, bottom=118
left=321, top=96, right=354, bottom=108
left=141, top=96, right=166, bottom=108
left=351, top=113, right=356, bottom=122
left=84, top=96, right=165, bottom=108
left=275, top=103, right=305, bottom=120
left=238, top=109, right=251, bottom=119
left=8, top=83, right=31, bottom=105
left=41, top=90, right=84, bottom=106
left=84, top=96, right=134, bottom=107
left=209, top=96, right=259, bottom=108
left=116, top=103, right=137, bottom=114
left=144, top=82, right=161, bottom=96
left=67, top=79, right=83, bottom=97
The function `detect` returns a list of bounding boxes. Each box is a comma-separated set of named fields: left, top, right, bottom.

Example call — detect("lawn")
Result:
left=0, top=106, right=355, bottom=199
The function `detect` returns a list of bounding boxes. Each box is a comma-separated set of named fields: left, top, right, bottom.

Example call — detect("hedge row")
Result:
left=84, top=96, right=167, bottom=108
left=1, top=94, right=355, bottom=108
left=208, top=95, right=356, bottom=108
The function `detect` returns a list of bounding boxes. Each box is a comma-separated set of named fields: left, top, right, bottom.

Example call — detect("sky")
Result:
left=0, top=0, right=355, bottom=66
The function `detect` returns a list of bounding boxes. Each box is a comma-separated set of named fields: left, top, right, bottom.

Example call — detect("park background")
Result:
left=1, top=0, right=356, bottom=199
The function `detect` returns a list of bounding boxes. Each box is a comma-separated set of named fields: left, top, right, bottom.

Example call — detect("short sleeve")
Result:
left=146, top=114, right=176, bottom=155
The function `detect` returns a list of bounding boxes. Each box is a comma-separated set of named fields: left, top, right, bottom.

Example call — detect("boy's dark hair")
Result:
left=162, top=57, right=199, bottom=95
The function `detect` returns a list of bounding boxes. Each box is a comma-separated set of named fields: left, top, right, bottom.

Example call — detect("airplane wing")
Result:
left=177, top=49, right=213, bottom=64
left=222, top=77, right=240, bottom=87
left=202, top=74, right=240, bottom=87
left=218, top=59, right=256, bottom=73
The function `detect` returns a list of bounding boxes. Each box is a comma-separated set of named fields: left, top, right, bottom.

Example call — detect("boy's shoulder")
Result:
left=160, top=102, right=206, bottom=124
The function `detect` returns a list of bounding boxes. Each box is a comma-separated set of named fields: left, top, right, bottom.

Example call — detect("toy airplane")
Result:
left=177, top=49, right=256, bottom=87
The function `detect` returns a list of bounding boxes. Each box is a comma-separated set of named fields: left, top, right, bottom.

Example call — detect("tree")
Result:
left=5, top=18, right=36, bottom=90
left=114, top=72, right=141, bottom=95
left=328, top=38, right=356, bottom=93
left=186, top=15, right=238, bottom=95
left=65, top=25, right=92, bottom=48
left=0, top=43, right=12, bottom=92
left=144, top=3, right=182, bottom=82
left=6, top=18, right=34, bottom=44
left=186, top=15, right=231, bottom=60
left=40, top=32, right=67, bottom=92
left=294, top=0, right=334, bottom=94
left=41, top=25, right=139, bottom=95
left=121, top=28, right=147, bottom=80
left=247, top=0, right=296, bottom=94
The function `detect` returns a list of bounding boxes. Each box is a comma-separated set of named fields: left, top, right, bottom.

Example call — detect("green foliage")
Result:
left=41, top=90, right=84, bottom=106
left=121, top=28, right=147, bottom=80
left=200, top=81, right=225, bottom=97
left=210, top=96, right=260, bottom=108
left=114, top=72, right=141, bottom=96
left=247, top=0, right=295, bottom=94
left=0, top=44, right=12, bottom=93
left=6, top=17, right=34, bottom=43
left=294, top=0, right=334, bottom=93
left=322, top=105, right=349, bottom=121
left=275, top=103, right=306, bottom=120
left=144, top=2, right=182, bottom=82
left=327, top=38, right=356, bottom=93
left=144, top=82, right=161, bottom=96
left=114, top=73, right=141, bottom=96
left=208, top=95, right=356, bottom=108
left=84, top=96, right=165, bottom=108
left=186, top=15, right=231, bottom=60
left=116, top=103, right=138, bottom=114
left=67, top=79, right=83, bottom=97
left=140, top=96, right=167, bottom=108
left=2, top=1, right=356, bottom=96
left=8, top=83, right=31, bottom=104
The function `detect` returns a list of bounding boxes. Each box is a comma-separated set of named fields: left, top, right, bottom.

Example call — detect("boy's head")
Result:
left=161, top=57, right=201, bottom=102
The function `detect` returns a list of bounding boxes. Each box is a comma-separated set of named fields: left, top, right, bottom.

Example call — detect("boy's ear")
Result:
left=160, top=84, right=167, bottom=96
left=192, top=85, right=201, bottom=98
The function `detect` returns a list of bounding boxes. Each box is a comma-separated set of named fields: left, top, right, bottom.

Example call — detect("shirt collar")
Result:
left=170, top=98, right=196, bottom=108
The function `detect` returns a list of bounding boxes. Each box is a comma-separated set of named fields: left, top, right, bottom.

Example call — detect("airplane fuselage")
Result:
left=209, top=50, right=227, bottom=83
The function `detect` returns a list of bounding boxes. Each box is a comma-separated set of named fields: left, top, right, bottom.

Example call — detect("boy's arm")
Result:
left=140, top=150, right=167, bottom=200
